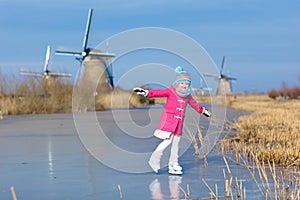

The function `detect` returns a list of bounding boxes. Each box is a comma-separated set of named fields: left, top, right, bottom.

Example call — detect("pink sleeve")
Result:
left=146, top=89, right=170, bottom=98
left=188, top=96, right=204, bottom=114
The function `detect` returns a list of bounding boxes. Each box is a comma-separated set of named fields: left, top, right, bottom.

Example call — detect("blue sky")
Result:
left=1, top=0, right=299, bottom=93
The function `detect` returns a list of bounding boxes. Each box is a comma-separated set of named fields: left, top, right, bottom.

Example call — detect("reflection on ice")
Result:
left=149, top=176, right=182, bottom=200
left=47, top=140, right=54, bottom=179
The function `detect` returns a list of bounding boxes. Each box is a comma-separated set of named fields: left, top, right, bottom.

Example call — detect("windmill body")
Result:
left=204, top=56, right=236, bottom=96
left=216, top=78, right=232, bottom=96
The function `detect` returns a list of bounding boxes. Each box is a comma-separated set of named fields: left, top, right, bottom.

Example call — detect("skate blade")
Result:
left=168, top=170, right=183, bottom=175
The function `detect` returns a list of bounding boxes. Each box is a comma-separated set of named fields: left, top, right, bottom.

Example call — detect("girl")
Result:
left=133, top=66, right=210, bottom=175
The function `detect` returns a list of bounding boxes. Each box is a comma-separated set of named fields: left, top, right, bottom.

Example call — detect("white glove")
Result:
left=133, top=87, right=149, bottom=97
left=202, top=107, right=211, bottom=117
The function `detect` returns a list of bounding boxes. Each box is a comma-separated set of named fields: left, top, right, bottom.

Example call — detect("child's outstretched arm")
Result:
left=189, top=97, right=211, bottom=117
left=133, top=87, right=170, bottom=98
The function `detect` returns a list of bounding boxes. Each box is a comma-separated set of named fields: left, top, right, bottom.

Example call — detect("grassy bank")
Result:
left=182, top=93, right=300, bottom=199
left=221, top=95, right=300, bottom=167
left=210, top=95, right=300, bottom=199
left=0, top=78, right=73, bottom=115
left=0, top=76, right=146, bottom=115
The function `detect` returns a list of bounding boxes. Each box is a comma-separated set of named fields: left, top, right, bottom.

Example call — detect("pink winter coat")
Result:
left=147, top=87, right=205, bottom=135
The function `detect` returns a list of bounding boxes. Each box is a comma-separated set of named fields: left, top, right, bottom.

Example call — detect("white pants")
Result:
left=149, top=134, right=181, bottom=170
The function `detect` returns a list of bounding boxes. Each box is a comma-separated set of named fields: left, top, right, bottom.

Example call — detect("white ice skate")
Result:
left=168, top=163, right=183, bottom=175
left=168, top=168, right=183, bottom=175
left=169, top=163, right=182, bottom=171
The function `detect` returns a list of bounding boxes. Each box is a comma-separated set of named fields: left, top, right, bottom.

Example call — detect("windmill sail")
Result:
left=55, top=8, right=115, bottom=63
left=82, top=8, right=93, bottom=55
left=43, top=45, right=51, bottom=72
left=20, top=45, right=72, bottom=78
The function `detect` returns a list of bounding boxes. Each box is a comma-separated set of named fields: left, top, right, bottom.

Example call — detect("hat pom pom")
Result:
left=175, top=66, right=183, bottom=74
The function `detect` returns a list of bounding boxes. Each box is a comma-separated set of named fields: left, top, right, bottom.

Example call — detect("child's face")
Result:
left=178, top=82, right=190, bottom=90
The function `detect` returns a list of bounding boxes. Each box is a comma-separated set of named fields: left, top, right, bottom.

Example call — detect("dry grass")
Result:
left=136, top=93, right=300, bottom=199
left=0, top=72, right=149, bottom=115
left=188, top=94, right=300, bottom=199
left=0, top=78, right=73, bottom=115
left=216, top=94, right=300, bottom=200
left=221, top=94, right=300, bottom=167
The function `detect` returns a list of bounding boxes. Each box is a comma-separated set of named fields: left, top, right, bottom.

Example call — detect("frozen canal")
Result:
left=0, top=106, right=264, bottom=199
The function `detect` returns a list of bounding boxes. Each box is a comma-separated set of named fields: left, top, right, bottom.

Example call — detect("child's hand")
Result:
left=133, top=87, right=149, bottom=97
left=202, top=107, right=211, bottom=117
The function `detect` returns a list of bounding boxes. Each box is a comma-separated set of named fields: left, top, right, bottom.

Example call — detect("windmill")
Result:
left=204, top=56, right=236, bottom=95
left=191, top=78, right=211, bottom=96
left=20, top=45, right=72, bottom=80
left=55, top=8, right=115, bottom=88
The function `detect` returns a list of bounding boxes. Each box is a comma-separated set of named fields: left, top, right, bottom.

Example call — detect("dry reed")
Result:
left=0, top=72, right=147, bottom=115
left=1, top=77, right=73, bottom=115
left=117, top=184, right=123, bottom=199
left=10, top=186, right=17, bottom=200
left=218, top=94, right=300, bottom=199
left=221, top=94, right=300, bottom=167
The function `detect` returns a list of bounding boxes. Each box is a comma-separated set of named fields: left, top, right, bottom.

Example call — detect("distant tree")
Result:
left=268, top=89, right=280, bottom=100
left=268, top=75, right=300, bottom=100
left=287, top=86, right=300, bottom=99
